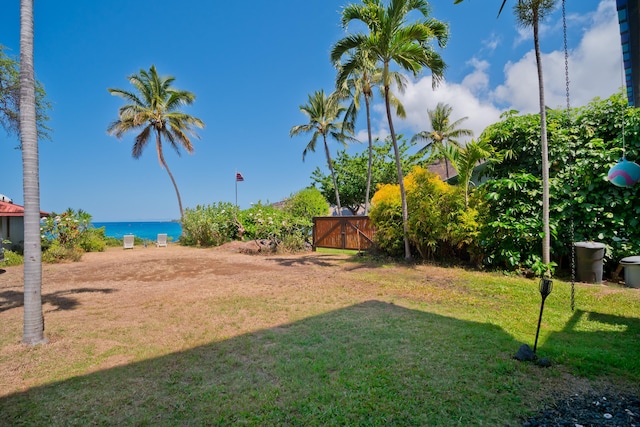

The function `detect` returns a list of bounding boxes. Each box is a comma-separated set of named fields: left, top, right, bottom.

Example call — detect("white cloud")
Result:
left=494, top=0, right=620, bottom=113
left=354, top=0, right=620, bottom=141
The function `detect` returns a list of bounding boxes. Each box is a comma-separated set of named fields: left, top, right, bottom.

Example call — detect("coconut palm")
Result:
left=20, top=0, right=47, bottom=345
left=290, top=90, right=355, bottom=215
left=333, top=0, right=449, bottom=260
left=107, top=65, right=204, bottom=220
left=412, top=102, right=473, bottom=180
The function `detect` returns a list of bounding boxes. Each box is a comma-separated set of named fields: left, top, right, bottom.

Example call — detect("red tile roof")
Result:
left=0, top=201, right=49, bottom=217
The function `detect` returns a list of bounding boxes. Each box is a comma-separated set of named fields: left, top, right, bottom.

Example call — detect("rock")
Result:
left=514, top=344, right=536, bottom=362
left=536, top=357, right=552, bottom=367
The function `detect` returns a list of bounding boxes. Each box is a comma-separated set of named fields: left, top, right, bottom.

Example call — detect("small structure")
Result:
left=0, top=200, right=49, bottom=250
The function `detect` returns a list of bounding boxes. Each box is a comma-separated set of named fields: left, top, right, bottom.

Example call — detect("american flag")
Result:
left=236, top=172, right=244, bottom=182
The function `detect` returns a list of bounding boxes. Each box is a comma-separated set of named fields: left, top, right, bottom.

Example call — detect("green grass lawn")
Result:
left=1, top=249, right=639, bottom=426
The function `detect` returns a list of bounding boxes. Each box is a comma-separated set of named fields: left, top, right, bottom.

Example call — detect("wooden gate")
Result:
left=312, top=216, right=375, bottom=251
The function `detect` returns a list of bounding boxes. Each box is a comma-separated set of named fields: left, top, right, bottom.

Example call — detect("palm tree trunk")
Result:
left=534, top=11, right=551, bottom=266
left=20, top=0, right=47, bottom=345
left=444, top=157, right=451, bottom=180
left=384, top=81, right=411, bottom=261
left=156, top=132, right=184, bottom=220
left=323, top=134, right=342, bottom=216
left=364, top=93, right=373, bottom=215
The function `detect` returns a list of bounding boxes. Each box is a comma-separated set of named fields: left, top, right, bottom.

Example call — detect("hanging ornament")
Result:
left=607, top=158, right=640, bottom=187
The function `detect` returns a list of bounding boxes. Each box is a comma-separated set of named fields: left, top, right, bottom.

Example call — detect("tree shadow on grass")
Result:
left=0, top=288, right=117, bottom=313
left=268, top=254, right=350, bottom=267
left=540, top=309, right=640, bottom=378
left=0, top=300, right=557, bottom=426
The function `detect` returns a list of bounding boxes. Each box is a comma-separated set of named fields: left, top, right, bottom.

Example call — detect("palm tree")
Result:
left=333, top=46, right=407, bottom=215
left=290, top=90, right=355, bottom=215
left=20, top=0, right=47, bottom=345
left=455, top=0, right=555, bottom=270
left=333, top=0, right=449, bottom=260
left=412, top=102, right=473, bottom=180
left=441, top=139, right=500, bottom=207
left=107, top=65, right=204, bottom=220
left=515, top=0, right=556, bottom=267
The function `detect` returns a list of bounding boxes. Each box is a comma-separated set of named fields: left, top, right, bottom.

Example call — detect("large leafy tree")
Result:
left=332, top=0, right=449, bottom=260
left=20, top=0, right=47, bottom=345
left=290, top=90, right=355, bottom=215
left=412, top=102, right=473, bottom=179
left=107, top=65, right=204, bottom=220
left=311, top=135, right=423, bottom=214
left=0, top=44, right=51, bottom=143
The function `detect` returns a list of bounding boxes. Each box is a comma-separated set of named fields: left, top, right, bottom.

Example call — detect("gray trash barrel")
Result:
left=574, top=241, right=606, bottom=284
left=620, top=256, right=640, bottom=288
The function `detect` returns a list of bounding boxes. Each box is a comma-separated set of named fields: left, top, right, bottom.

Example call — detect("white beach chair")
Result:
left=156, top=233, right=168, bottom=247
left=123, top=235, right=134, bottom=249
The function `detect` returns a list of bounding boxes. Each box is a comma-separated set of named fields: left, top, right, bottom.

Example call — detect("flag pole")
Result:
left=235, top=170, right=238, bottom=207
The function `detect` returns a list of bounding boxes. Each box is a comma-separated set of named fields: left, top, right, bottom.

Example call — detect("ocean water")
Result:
left=92, top=221, right=182, bottom=242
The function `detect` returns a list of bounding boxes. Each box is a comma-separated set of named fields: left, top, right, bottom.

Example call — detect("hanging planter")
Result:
left=607, top=158, right=640, bottom=187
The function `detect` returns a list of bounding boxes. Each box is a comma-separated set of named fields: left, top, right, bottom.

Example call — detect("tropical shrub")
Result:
left=181, top=202, right=240, bottom=247
left=41, top=209, right=100, bottom=262
left=369, top=182, right=405, bottom=257
left=480, top=92, right=640, bottom=274
left=42, top=240, right=84, bottom=263
left=1, top=250, right=23, bottom=267
left=282, top=187, right=329, bottom=220
left=78, top=227, right=107, bottom=252
left=369, top=167, right=478, bottom=261
left=238, top=203, right=311, bottom=252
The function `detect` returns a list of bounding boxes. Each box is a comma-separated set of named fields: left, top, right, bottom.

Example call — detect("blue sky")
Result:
left=0, top=0, right=622, bottom=221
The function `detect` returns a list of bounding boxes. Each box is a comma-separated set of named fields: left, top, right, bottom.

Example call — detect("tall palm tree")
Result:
left=333, top=0, right=449, bottom=260
left=412, top=102, right=473, bottom=180
left=107, top=66, right=204, bottom=220
left=515, top=0, right=556, bottom=267
left=290, top=90, right=355, bottom=216
left=455, top=0, right=555, bottom=270
left=20, top=0, right=47, bottom=345
left=333, top=46, right=407, bottom=215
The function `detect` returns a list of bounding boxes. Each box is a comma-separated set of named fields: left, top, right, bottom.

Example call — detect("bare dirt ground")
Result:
left=0, top=243, right=381, bottom=395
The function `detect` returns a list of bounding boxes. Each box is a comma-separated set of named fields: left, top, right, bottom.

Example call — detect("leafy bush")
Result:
left=78, top=227, right=106, bottom=252
left=181, top=202, right=240, bottom=247
left=42, top=241, right=83, bottom=263
left=238, top=203, right=311, bottom=251
left=41, top=208, right=99, bottom=262
left=1, top=250, right=23, bottom=267
left=480, top=92, right=640, bottom=274
left=369, top=182, right=406, bottom=257
left=282, top=187, right=329, bottom=219
left=370, top=167, right=478, bottom=261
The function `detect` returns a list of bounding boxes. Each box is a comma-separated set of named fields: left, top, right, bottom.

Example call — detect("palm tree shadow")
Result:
left=268, top=255, right=348, bottom=267
left=0, top=288, right=117, bottom=313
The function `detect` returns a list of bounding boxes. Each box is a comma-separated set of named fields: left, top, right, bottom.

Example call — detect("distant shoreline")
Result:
left=92, top=221, right=182, bottom=241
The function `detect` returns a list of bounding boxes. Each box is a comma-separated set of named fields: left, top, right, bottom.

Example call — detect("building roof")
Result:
left=0, top=201, right=49, bottom=217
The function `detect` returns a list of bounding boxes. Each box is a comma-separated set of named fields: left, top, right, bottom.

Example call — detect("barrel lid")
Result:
left=620, top=256, right=640, bottom=265
left=575, top=241, right=606, bottom=249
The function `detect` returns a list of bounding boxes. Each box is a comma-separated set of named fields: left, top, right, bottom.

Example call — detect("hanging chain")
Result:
left=563, top=0, right=576, bottom=311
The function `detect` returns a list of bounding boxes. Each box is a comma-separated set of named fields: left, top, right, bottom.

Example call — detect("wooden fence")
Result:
left=312, top=216, right=375, bottom=251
